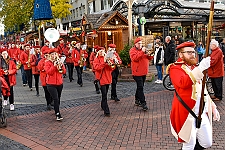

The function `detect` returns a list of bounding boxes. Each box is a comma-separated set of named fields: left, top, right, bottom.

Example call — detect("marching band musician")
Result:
left=37, top=48, right=53, bottom=110
left=1, top=49, right=17, bottom=111
left=57, top=38, right=67, bottom=78
left=93, top=47, right=115, bottom=117
left=71, top=41, right=88, bottom=87
left=44, top=48, right=66, bottom=121
left=20, top=44, right=33, bottom=91
left=107, top=44, right=122, bottom=101
left=90, top=45, right=100, bottom=94
left=41, top=40, right=50, bottom=54
left=8, top=42, right=20, bottom=64
left=30, top=46, right=41, bottom=97
left=63, top=42, right=74, bottom=82
left=129, top=37, right=154, bottom=111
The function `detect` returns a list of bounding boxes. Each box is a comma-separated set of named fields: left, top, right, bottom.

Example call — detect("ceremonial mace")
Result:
left=197, top=0, right=214, bottom=128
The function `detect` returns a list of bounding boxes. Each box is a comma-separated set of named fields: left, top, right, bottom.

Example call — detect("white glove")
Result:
left=198, top=56, right=211, bottom=72
left=213, top=108, right=220, bottom=121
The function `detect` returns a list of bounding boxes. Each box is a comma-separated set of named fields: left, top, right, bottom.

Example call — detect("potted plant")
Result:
left=119, top=43, right=132, bottom=67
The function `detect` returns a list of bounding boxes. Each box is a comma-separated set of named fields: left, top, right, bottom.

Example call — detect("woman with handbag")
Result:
left=154, top=42, right=164, bottom=84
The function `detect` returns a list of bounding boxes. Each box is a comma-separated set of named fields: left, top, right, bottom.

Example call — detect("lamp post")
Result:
left=136, top=3, right=147, bottom=36
left=122, top=0, right=134, bottom=45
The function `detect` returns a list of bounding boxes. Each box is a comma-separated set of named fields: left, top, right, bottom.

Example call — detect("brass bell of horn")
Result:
left=44, top=28, right=60, bottom=48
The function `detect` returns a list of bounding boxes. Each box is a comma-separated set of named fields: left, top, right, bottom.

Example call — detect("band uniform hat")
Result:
left=42, top=49, right=49, bottom=55
left=96, top=46, right=105, bottom=52
left=108, top=44, right=116, bottom=48
left=59, top=38, right=64, bottom=41
left=66, top=42, right=70, bottom=45
left=176, top=41, right=196, bottom=50
left=93, top=45, right=99, bottom=49
left=48, top=48, right=56, bottom=54
left=33, top=45, right=41, bottom=49
left=134, top=37, right=142, bottom=44
left=24, top=44, right=31, bottom=47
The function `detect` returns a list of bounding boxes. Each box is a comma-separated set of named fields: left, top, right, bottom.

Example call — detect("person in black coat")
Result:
left=220, top=38, right=225, bottom=64
left=164, top=36, right=176, bottom=66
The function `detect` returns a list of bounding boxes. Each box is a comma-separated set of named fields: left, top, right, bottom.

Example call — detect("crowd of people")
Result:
left=0, top=35, right=224, bottom=149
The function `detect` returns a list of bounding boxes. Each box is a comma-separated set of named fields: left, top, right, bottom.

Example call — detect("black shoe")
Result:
left=36, top=92, right=39, bottom=97
left=114, top=97, right=120, bottom=102
left=47, top=105, right=51, bottom=111
left=135, top=99, right=141, bottom=106
left=56, top=113, right=63, bottom=121
left=111, top=96, right=115, bottom=100
left=80, top=83, right=83, bottom=87
left=142, top=104, right=148, bottom=111
left=72, top=78, right=74, bottom=80
left=30, top=88, right=32, bottom=91
left=96, top=90, right=100, bottom=94
left=104, top=113, right=110, bottom=117
left=70, top=79, right=72, bottom=82
left=63, top=75, right=67, bottom=78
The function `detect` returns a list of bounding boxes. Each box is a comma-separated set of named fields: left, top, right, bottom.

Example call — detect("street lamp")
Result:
left=122, top=0, right=134, bottom=45
left=136, top=3, right=147, bottom=36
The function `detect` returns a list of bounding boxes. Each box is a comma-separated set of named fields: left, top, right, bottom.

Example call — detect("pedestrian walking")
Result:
left=154, top=42, right=164, bottom=84
left=63, top=42, right=74, bottom=82
left=93, top=47, right=114, bottom=117
left=44, top=48, right=66, bottom=121
left=129, top=37, right=153, bottom=111
left=196, top=41, right=205, bottom=62
left=107, top=44, right=122, bottom=101
left=72, top=41, right=88, bottom=87
left=1, top=49, right=17, bottom=111
left=168, top=41, right=220, bottom=149
left=20, top=44, right=33, bottom=91
left=208, top=39, right=224, bottom=101
left=30, top=46, right=41, bottom=96
left=90, top=45, right=101, bottom=94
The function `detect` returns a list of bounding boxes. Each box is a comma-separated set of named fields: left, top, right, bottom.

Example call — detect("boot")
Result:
left=94, top=80, right=100, bottom=94
left=36, top=88, right=39, bottom=97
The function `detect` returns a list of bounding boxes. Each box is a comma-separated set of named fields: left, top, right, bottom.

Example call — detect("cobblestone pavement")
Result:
left=0, top=66, right=224, bottom=149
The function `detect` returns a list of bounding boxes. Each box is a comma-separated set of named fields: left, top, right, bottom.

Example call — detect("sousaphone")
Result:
left=44, top=28, right=60, bottom=48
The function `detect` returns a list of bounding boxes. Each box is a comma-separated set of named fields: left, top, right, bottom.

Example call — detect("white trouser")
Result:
left=182, top=112, right=212, bottom=150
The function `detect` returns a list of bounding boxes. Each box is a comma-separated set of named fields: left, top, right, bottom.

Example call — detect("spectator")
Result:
left=219, top=38, right=225, bottom=64
left=164, top=36, right=176, bottom=66
left=208, top=39, right=224, bottom=101
left=154, top=42, right=164, bottom=84
left=196, top=41, right=205, bottom=62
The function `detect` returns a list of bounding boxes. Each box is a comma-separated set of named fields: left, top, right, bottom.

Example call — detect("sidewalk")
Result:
left=0, top=69, right=224, bottom=150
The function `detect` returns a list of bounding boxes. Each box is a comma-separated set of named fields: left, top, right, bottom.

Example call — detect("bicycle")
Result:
left=163, top=74, right=214, bottom=95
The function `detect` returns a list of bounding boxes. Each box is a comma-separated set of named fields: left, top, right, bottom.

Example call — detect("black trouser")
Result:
left=133, top=75, right=146, bottom=105
left=111, top=67, right=119, bottom=98
left=33, top=74, right=40, bottom=94
left=20, top=65, right=27, bottom=84
left=3, top=75, right=14, bottom=104
left=100, top=84, right=110, bottom=114
left=63, top=64, right=67, bottom=76
left=67, top=63, right=74, bottom=80
left=211, top=77, right=223, bottom=100
left=75, top=66, right=83, bottom=85
left=43, top=86, right=52, bottom=105
left=47, top=84, right=63, bottom=114
left=25, top=69, right=32, bottom=88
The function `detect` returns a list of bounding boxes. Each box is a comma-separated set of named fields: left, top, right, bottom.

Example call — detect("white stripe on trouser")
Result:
left=182, top=112, right=212, bottom=150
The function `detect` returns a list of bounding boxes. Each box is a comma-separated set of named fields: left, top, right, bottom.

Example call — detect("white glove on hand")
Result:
left=213, top=108, right=220, bottom=121
left=198, top=56, right=211, bottom=72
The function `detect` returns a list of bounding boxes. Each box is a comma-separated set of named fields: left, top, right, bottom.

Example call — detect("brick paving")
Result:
left=0, top=66, right=224, bottom=149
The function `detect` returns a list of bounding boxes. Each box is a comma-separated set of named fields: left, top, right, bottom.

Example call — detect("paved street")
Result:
left=0, top=66, right=224, bottom=150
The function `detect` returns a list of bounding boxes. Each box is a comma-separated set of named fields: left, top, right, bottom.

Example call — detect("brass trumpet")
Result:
left=79, top=45, right=87, bottom=67
left=54, top=53, right=63, bottom=73
left=16, top=61, right=22, bottom=70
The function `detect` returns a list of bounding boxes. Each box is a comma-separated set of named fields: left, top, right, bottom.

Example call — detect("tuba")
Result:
left=105, top=50, right=116, bottom=69
left=44, top=28, right=60, bottom=48
left=44, top=28, right=63, bottom=73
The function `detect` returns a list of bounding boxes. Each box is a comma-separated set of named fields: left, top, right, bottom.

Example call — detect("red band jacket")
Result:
left=20, top=50, right=32, bottom=70
left=71, top=48, right=88, bottom=67
left=37, top=58, right=47, bottom=86
left=63, top=47, right=73, bottom=64
left=30, top=54, right=41, bottom=75
left=44, top=60, right=66, bottom=85
left=93, top=56, right=114, bottom=86
left=129, top=46, right=153, bottom=76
